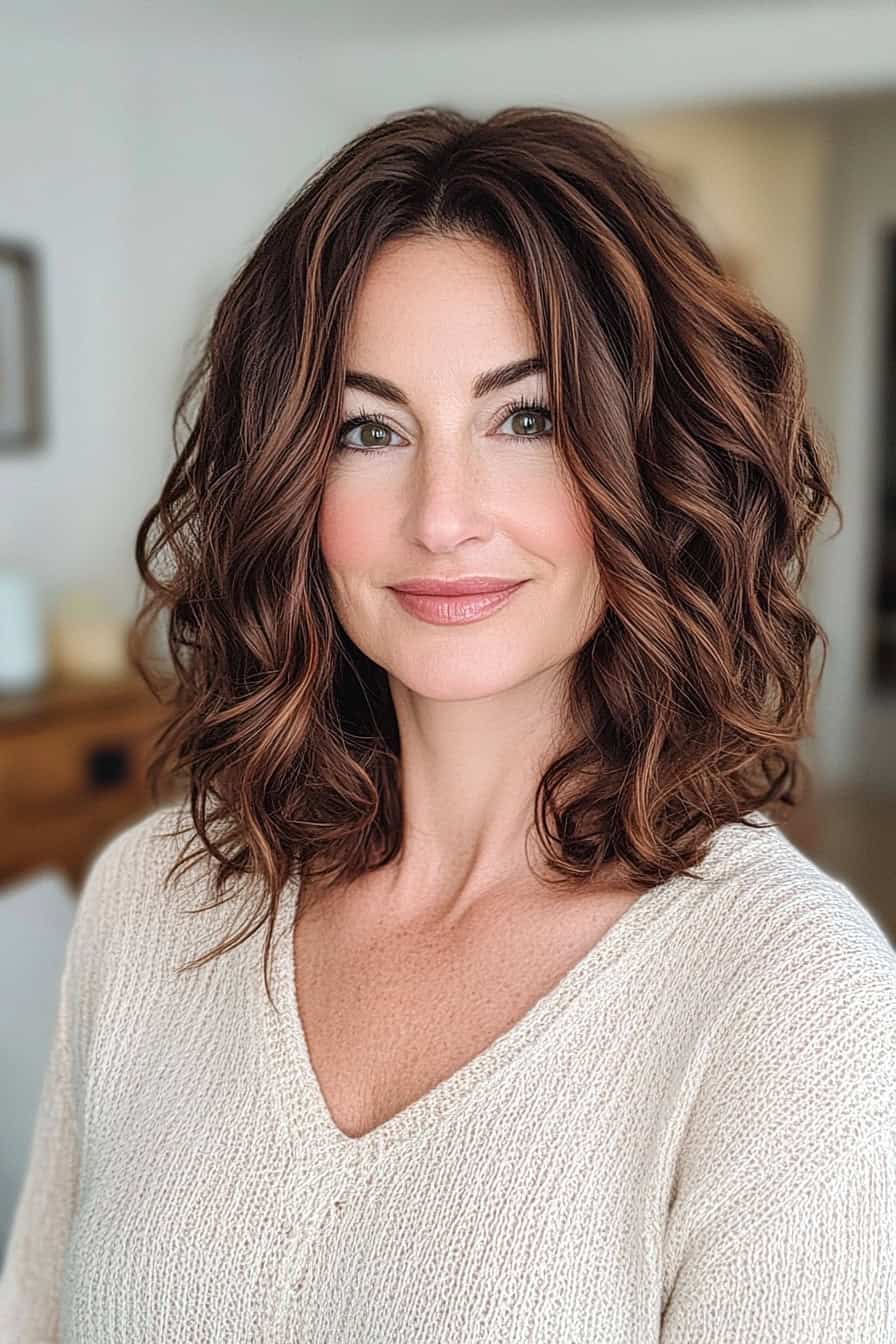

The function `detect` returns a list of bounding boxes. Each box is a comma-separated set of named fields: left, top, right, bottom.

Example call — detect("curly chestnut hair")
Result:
left=128, top=104, right=842, bottom=1002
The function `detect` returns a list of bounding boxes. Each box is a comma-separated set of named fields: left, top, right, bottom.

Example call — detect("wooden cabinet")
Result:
left=0, top=673, right=184, bottom=890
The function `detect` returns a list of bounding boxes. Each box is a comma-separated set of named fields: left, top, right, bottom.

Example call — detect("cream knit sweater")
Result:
left=1, top=802, right=894, bottom=1342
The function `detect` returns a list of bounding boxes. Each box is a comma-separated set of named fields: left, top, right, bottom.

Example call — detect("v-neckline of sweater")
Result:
left=260, top=813, right=762, bottom=1162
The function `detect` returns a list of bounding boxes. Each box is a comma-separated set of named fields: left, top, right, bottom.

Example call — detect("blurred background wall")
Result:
left=2, top=0, right=895, bottom=1250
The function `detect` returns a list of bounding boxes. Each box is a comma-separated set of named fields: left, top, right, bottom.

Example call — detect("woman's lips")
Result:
left=388, top=581, right=527, bottom=625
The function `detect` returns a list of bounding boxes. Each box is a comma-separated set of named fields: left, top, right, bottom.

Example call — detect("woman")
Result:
left=2, top=104, right=894, bottom=1342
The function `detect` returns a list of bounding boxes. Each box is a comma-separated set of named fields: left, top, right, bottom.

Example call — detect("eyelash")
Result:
left=336, top=396, right=554, bottom=454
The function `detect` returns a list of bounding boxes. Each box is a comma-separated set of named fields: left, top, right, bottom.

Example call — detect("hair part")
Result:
left=128, top=104, right=842, bottom=1007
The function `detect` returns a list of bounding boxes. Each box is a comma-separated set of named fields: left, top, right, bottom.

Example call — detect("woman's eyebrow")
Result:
left=343, top=356, right=546, bottom=406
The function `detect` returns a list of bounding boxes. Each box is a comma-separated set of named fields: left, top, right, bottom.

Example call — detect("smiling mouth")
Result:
left=389, top=578, right=525, bottom=596
left=388, top=580, right=527, bottom=626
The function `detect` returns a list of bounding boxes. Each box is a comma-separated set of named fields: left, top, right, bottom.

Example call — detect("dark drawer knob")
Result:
left=86, top=743, right=130, bottom=789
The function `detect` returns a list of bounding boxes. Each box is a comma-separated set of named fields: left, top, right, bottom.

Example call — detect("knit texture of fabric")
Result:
left=1, top=801, right=894, bottom=1341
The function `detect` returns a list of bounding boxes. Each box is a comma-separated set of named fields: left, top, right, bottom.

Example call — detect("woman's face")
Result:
left=317, top=233, right=603, bottom=703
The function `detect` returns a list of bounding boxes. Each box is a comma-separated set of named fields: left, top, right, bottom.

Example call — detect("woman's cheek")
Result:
left=317, top=483, right=389, bottom=576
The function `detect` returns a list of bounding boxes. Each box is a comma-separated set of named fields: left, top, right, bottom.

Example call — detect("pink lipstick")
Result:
left=388, top=581, right=527, bottom=625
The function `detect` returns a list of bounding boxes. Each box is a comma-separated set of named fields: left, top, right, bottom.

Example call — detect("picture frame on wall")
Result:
left=0, top=241, right=46, bottom=451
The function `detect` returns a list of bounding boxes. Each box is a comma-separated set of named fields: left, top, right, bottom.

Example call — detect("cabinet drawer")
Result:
left=0, top=705, right=161, bottom=817
left=0, top=675, right=182, bottom=888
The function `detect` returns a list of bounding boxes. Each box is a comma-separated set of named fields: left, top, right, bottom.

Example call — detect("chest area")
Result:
left=291, top=888, right=639, bottom=1140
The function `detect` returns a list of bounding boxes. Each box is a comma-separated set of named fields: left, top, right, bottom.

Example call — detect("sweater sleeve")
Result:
left=0, top=827, right=132, bottom=1343
left=660, top=1125, right=896, bottom=1342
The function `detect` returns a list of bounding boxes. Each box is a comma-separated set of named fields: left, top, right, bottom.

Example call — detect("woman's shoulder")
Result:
left=679, top=810, right=896, bottom=1170
left=704, top=808, right=894, bottom=979
left=51, top=801, right=199, bottom=1036
left=661, top=822, right=896, bottom=1322
left=72, top=800, right=198, bottom=961
left=79, top=799, right=192, bottom=909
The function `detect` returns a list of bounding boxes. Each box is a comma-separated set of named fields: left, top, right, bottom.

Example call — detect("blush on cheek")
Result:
left=521, top=494, right=594, bottom=564
left=317, top=488, right=387, bottom=576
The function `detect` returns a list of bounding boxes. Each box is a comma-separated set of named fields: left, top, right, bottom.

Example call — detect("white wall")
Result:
left=1, top=40, right=139, bottom=615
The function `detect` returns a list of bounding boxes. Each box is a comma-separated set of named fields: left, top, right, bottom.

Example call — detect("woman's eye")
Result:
left=337, top=414, right=399, bottom=452
left=496, top=402, right=553, bottom=439
left=336, top=400, right=553, bottom=454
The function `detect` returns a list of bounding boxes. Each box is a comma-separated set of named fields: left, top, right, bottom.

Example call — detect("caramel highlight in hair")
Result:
left=128, top=105, right=842, bottom=1005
